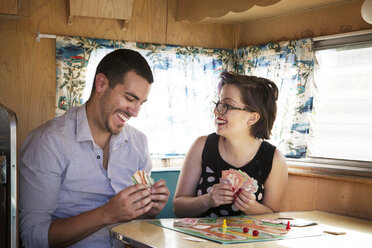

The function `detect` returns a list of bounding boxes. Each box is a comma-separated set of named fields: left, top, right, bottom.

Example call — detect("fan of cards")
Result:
left=131, top=170, right=154, bottom=187
left=220, top=169, right=258, bottom=198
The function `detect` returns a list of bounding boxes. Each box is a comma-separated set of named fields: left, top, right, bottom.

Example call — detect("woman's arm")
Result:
left=261, top=149, right=288, bottom=212
left=234, top=148, right=288, bottom=215
left=173, top=136, right=210, bottom=217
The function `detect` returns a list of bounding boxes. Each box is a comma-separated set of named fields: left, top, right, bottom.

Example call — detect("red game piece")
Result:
left=243, top=227, right=249, bottom=233
left=252, top=230, right=259, bottom=236
left=286, top=221, right=291, bottom=230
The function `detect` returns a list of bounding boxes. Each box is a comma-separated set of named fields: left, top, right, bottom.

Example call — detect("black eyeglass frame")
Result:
left=212, top=101, right=254, bottom=115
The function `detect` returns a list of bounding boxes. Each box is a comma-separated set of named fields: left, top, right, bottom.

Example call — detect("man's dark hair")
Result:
left=92, top=49, right=153, bottom=91
left=219, top=71, right=279, bottom=140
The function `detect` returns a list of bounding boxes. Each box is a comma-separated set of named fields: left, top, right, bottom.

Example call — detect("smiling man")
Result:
left=19, top=49, right=170, bottom=248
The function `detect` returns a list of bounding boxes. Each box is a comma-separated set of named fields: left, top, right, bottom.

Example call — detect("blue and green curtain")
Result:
left=56, top=36, right=313, bottom=158
left=56, top=36, right=234, bottom=155
left=234, top=39, right=314, bottom=158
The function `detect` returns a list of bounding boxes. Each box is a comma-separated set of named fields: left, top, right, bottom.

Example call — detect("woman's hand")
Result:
left=233, top=188, right=256, bottom=212
left=207, top=182, right=234, bottom=208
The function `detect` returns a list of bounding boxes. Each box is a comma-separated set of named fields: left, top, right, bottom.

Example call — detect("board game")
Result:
left=148, top=216, right=323, bottom=244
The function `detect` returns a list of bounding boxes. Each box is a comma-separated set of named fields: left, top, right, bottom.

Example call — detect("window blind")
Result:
left=308, top=41, right=372, bottom=162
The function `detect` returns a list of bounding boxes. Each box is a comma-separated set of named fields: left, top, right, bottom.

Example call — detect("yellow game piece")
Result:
left=222, top=219, right=229, bottom=228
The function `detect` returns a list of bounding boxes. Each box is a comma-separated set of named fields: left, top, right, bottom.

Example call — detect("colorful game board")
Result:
left=148, top=216, right=323, bottom=244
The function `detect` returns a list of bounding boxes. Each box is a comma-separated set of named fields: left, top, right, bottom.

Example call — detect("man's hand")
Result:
left=145, top=179, right=170, bottom=218
left=101, top=184, right=153, bottom=224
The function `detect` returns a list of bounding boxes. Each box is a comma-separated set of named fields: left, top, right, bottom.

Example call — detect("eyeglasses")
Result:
left=212, top=101, right=253, bottom=115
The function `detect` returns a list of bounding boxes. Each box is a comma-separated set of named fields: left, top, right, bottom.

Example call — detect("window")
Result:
left=55, top=34, right=372, bottom=174
left=81, top=45, right=231, bottom=158
left=295, top=31, right=372, bottom=176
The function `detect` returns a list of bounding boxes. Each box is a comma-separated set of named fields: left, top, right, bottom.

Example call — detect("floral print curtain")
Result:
left=234, top=39, right=314, bottom=158
left=56, top=36, right=234, bottom=155
left=56, top=36, right=314, bottom=158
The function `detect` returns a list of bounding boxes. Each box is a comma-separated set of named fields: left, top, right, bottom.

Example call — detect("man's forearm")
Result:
left=48, top=206, right=108, bottom=248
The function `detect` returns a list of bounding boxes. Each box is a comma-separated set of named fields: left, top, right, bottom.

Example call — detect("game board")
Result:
left=148, top=216, right=324, bottom=244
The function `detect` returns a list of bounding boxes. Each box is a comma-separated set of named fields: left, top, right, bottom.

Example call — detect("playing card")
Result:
left=222, top=169, right=245, bottom=192
left=132, top=170, right=154, bottom=187
left=173, top=218, right=199, bottom=227
left=144, top=172, right=155, bottom=186
left=221, top=169, right=258, bottom=194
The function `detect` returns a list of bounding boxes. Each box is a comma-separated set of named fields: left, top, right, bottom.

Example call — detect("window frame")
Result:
left=293, top=29, right=372, bottom=180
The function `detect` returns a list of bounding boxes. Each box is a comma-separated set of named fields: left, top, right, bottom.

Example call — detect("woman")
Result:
left=173, top=71, right=288, bottom=218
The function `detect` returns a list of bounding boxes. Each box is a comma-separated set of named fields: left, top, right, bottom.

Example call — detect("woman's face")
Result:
left=214, top=84, right=252, bottom=138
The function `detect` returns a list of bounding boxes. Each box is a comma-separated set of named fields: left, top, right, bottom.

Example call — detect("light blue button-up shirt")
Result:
left=19, top=104, right=152, bottom=248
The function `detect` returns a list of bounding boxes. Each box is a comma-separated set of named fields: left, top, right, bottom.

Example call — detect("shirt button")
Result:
left=97, top=155, right=100, bottom=159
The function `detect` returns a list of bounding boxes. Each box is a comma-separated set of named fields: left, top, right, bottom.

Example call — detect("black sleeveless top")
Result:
left=196, top=133, right=276, bottom=217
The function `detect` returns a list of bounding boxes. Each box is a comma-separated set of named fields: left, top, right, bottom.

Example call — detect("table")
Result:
left=110, top=211, right=372, bottom=248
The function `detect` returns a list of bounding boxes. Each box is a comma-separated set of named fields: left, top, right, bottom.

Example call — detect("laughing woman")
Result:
left=173, top=71, right=288, bottom=218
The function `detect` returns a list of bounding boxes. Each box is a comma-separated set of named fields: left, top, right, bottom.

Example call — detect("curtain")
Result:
left=56, top=36, right=314, bottom=158
left=56, top=36, right=234, bottom=155
left=234, top=39, right=314, bottom=158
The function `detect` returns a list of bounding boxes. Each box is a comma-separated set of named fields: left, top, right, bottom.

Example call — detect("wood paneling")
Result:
left=166, top=0, right=234, bottom=48
left=0, top=0, right=29, bottom=20
left=125, top=0, right=167, bottom=44
left=34, top=0, right=166, bottom=43
left=280, top=175, right=316, bottom=212
left=279, top=173, right=372, bottom=220
left=69, top=0, right=134, bottom=20
left=68, top=0, right=134, bottom=29
left=0, top=0, right=18, bottom=15
left=0, top=15, right=56, bottom=146
left=315, top=178, right=372, bottom=219
left=236, top=0, right=372, bottom=46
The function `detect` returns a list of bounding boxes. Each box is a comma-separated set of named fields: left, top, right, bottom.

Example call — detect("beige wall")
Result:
left=0, top=0, right=371, bottom=219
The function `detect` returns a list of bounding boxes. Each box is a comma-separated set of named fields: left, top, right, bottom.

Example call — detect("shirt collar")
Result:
left=111, top=123, right=128, bottom=150
left=76, top=103, right=94, bottom=143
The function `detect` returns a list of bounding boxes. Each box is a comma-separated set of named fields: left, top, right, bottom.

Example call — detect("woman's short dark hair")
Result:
left=92, top=49, right=153, bottom=91
left=218, top=71, right=278, bottom=140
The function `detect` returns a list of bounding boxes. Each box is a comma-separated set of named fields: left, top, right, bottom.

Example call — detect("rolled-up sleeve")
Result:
left=19, top=128, right=65, bottom=248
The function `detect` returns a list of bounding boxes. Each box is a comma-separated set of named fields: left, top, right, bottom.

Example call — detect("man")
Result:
left=19, top=49, right=170, bottom=247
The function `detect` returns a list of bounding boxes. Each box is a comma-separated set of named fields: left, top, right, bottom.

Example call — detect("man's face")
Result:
left=98, top=71, right=151, bottom=135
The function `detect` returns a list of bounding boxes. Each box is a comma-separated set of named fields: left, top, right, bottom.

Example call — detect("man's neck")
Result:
left=85, top=100, right=111, bottom=149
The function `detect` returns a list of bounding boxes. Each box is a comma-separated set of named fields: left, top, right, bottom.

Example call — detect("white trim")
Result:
left=313, top=29, right=372, bottom=41
left=37, top=29, right=372, bottom=43
left=36, top=31, right=56, bottom=42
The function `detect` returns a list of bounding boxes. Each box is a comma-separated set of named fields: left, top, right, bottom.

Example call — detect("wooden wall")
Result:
left=0, top=0, right=234, bottom=148
left=281, top=174, right=372, bottom=220
left=0, top=0, right=371, bottom=220
left=236, top=0, right=372, bottom=46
